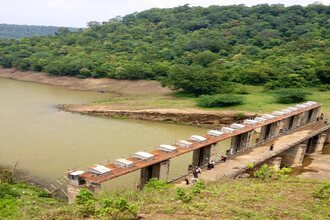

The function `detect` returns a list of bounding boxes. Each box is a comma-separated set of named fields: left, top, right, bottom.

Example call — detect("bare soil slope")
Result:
left=0, top=68, right=171, bottom=95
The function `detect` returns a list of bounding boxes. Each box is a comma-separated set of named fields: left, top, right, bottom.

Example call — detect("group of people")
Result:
left=317, top=113, right=328, bottom=125
left=184, top=155, right=228, bottom=185
left=185, top=165, right=202, bottom=185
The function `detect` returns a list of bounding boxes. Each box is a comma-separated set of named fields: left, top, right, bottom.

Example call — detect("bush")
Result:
left=254, top=164, right=291, bottom=180
left=98, top=198, right=137, bottom=219
left=272, top=88, right=309, bottom=104
left=175, top=181, right=205, bottom=203
left=0, top=183, right=20, bottom=198
left=176, top=187, right=193, bottom=203
left=318, top=84, right=330, bottom=92
left=197, top=94, right=244, bottom=107
left=264, top=74, right=306, bottom=90
left=234, top=86, right=249, bottom=94
left=143, top=178, right=172, bottom=191
left=75, top=188, right=96, bottom=217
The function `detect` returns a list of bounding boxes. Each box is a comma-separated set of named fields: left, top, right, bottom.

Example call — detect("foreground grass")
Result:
left=109, top=178, right=329, bottom=220
left=91, top=86, right=330, bottom=117
left=5, top=178, right=324, bottom=220
left=0, top=182, right=64, bottom=219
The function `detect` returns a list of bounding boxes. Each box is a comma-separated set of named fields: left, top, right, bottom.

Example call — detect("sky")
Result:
left=0, top=0, right=328, bottom=27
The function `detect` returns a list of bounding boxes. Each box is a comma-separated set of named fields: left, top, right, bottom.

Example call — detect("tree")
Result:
left=164, top=64, right=226, bottom=95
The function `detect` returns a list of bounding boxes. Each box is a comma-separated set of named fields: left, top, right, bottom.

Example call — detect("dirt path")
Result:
left=0, top=68, right=171, bottom=95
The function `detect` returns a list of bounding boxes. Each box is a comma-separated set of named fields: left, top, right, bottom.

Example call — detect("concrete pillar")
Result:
left=151, top=160, right=170, bottom=180
left=140, top=160, right=170, bottom=187
left=270, top=121, right=281, bottom=137
left=67, top=182, right=101, bottom=203
left=326, top=129, right=330, bottom=144
left=282, top=117, right=291, bottom=130
left=259, top=124, right=271, bottom=141
left=259, top=122, right=280, bottom=141
left=67, top=184, right=81, bottom=203
left=314, top=132, right=327, bottom=154
left=305, top=136, right=318, bottom=154
left=192, top=144, right=216, bottom=167
left=291, top=113, right=304, bottom=130
left=280, top=143, right=307, bottom=167
left=270, top=157, right=282, bottom=170
left=230, top=131, right=253, bottom=154
left=300, top=110, right=310, bottom=125
left=310, top=107, right=320, bottom=123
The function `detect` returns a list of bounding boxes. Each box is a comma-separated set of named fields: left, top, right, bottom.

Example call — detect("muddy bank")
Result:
left=0, top=68, right=171, bottom=95
left=60, top=105, right=256, bottom=127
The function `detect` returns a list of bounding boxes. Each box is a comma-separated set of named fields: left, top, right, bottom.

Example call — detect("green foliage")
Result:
left=264, top=74, right=307, bottom=90
left=176, top=187, right=193, bottom=203
left=0, top=182, right=20, bottom=198
left=254, top=164, right=292, bottom=180
left=164, top=64, right=227, bottom=95
left=143, top=178, right=172, bottom=191
left=197, top=94, right=244, bottom=107
left=246, top=162, right=254, bottom=169
left=0, top=23, right=78, bottom=39
left=272, top=88, right=309, bottom=104
left=313, top=181, right=330, bottom=204
left=318, top=84, right=330, bottom=92
left=235, top=112, right=246, bottom=120
left=191, top=181, right=205, bottom=195
left=0, top=167, right=14, bottom=183
left=175, top=181, right=205, bottom=203
left=234, top=86, right=249, bottom=94
left=0, top=4, right=328, bottom=95
left=97, top=197, right=137, bottom=219
left=75, top=188, right=96, bottom=217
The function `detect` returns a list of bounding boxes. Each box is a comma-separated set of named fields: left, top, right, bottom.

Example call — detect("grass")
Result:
left=1, top=174, right=329, bottom=219
left=0, top=182, right=64, bottom=219
left=47, top=178, right=330, bottom=219
left=89, top=86, right=330, bottom=117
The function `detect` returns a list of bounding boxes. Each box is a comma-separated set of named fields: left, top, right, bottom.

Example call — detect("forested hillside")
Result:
left=0, top=24, right=78, bottom=39
left=0, top=4, right=329, bottom=95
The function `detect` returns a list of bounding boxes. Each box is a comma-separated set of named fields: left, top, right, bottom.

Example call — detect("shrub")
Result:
left=254, top=164, right=291, bottom=180
left=98, top=198, right=137, bottom=219
left=234, top=86, right=249, bottom=94
left=197, top=94, right=244, bottom=108
left=175, top=181, right=205, bottom=203
left=176, top=187, right=193, bottom=203
left=318, top=84, right=330, bottom=92
left=191, top=181, right=205, bottom=195
left=264, top=74, right=306, bottom=90
left=75, top=188, right=96, bottom=217
left=143, top=178, right=172, bottom=191
left=0, top=183, right=20, bottom=198
left=272, top=88, right=309, bottom=104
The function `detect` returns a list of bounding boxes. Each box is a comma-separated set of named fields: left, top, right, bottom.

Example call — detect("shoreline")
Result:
left=60, top=104, right=256, bottom=127
left=0, top=68, right=171, bottom=96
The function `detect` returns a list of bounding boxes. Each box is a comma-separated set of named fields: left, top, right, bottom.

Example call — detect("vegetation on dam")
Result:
left=1, top=167, right=329, bottom=219
left=0, top=4, right=329, bottom=96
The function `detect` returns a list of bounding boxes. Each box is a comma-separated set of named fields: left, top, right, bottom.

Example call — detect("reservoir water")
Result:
left=0, top=78, right=206, bottom=188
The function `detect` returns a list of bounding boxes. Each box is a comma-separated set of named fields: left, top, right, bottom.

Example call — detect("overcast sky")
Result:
left=0, top=0, right=328, bottom=27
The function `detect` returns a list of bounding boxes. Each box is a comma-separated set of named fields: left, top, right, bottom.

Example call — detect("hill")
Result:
left=0, top=4, right=329, bottom=95
left=0, top=23, right=78, bottom=39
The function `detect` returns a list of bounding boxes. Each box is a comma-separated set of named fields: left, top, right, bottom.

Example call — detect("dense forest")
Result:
left=0, top=4, right=329, bottom=95
left=0, top=24, right=78, bottom=39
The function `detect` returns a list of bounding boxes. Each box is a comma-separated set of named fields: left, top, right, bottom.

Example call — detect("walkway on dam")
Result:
left=199, top=121, right=330, bottom=182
